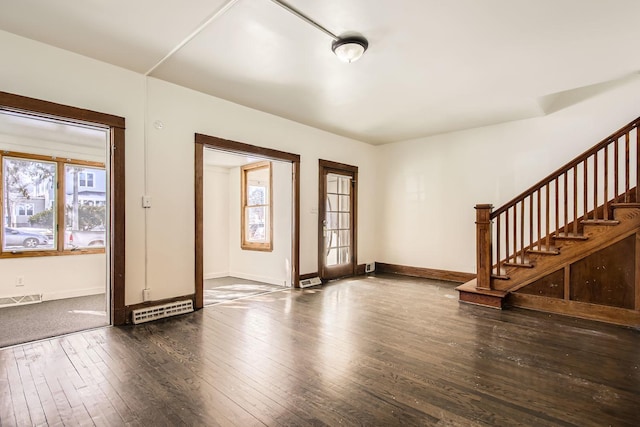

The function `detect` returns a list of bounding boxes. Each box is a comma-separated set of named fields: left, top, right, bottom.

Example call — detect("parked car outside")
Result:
left=3, top=227, right=51, bottom=248
left=65, top=226, right=106, bottom=248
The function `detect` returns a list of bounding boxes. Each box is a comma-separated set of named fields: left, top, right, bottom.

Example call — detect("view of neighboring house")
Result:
left=65, top=168, right=107, bottom=208
left=2, top=157, right=106, bottom=249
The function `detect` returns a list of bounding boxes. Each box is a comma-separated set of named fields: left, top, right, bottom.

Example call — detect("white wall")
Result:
left=0, top=255, right=105, bottom=301
left=3, top=29, right=640, bottom=306
left=144, top=77, right=378, bottom=301
left=228, top=161, right=292, bottom=286
left=0, top=30, right=147, bottom=305
left=376, top=75, right=640, bottom=274
left=0, top=30, right=378, bottom=306
left=203, top=165, right=230, bottom=279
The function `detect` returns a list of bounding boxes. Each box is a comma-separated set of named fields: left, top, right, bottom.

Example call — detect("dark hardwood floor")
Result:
left=1, top=273, right=638, bottom=426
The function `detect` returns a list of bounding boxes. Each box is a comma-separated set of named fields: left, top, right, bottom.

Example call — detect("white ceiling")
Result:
left=0, top=110, right=108, bottom=148
left=1, top=0, right=640, bottom=145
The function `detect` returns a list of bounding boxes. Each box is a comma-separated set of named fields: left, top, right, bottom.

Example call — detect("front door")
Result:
left=319, top=160, right=358, bottom=280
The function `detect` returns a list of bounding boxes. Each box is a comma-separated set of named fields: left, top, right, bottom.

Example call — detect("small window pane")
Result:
left=338, top=177, right=351, bottom=195
left=2, top=157, right=56, bottom=252
left=339, top=230, right=350, bottom=247
left=339, top=213, right=350, bottom=229
left=339, top=247, right=350, bottom=264
left=246, top=206, right=268, bottom=242
left=248, top=184, right=266, bottom=206
left=64, top=165, right=107, bottom=249
left=339, top=195, right=350, bottom=212
left=327, top=213, right=339, bottom=230
left=327, top=194, right=338, bottom=212
left=327, top=175, right=338, bottom=193
left=326, top=248, right=338, bottom=266
left=327, top=230, right=339, bottom=249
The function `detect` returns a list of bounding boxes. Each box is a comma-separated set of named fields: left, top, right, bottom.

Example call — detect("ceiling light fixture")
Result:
left=331, top=36, right=368, bottom=63
left=269, top=0, right=368, bottom=63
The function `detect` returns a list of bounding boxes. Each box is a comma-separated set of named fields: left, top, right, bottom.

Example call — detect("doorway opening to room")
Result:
left=194, top=134, right=300, bottom=309
left=0, top=103, right=119, bottom=347
left=318, top=160, right=358, bottom=281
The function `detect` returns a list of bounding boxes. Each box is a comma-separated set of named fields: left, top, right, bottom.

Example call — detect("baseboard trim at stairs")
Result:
left=508, top=293, right=640, bottom=328
left=376, top=262, right=475, bottom=283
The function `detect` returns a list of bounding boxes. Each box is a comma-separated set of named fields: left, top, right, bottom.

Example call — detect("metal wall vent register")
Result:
left=132, top=299, right=193, bottom=324
left=0, top=294, right=43, bottom=308
left=299, top=277, right=322, bottom=288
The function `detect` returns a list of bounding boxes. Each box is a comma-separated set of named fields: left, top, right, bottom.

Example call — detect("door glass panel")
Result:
left=327, top=176, right=338, bottom=193
left=325, top=172, right=351, bottom=268
left=327, top=247, right=338, bottom=266
left=339, top=195, right=350, bottom=211
left=339, top=230, right=350, bottom=246
left=338, top=176, right=351, bottom=194
left=327, top=194, right=338, bottom=211
left=339, top=213, right=350, bottom=229
left=327, top=213, right=338, bottom=230
left=339, top=247, right=350, bottom=264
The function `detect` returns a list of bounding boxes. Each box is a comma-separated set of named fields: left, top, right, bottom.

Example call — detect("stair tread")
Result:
left=554, top=232, right=588, bottom=240
left=581, top=219, right=620, bottom=226
left=503, top=261, right=534, bottom=268
left=527, top=246, right=560, bottom=255
left=456, top=279, right=507, bottom=297
left=491, top=274, right=510, bottom=280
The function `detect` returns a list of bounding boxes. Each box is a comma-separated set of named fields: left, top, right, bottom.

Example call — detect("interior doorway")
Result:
left=0, top=91, right=127, bottom=325
left=318, top=160, right=358, bottom=281
left=0, top=93, right=125, bottom=347
left=194, top=133, right=301, bottom=309
left=201, top=148, right=293, bottom=305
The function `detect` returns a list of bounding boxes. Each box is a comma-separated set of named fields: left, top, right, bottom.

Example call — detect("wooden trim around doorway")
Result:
left=0, top=91, right=126, bottom=325
left=194, top=134, right=301, bottom=308
left=318, top=159, right=358, bottom=280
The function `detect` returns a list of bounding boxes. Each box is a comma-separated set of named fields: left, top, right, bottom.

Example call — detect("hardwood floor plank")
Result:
left=0, top=274, right=638, bottom=426
left=204, top=292, right=556, bottom=425
left=0, top=350, right=17, bottom=426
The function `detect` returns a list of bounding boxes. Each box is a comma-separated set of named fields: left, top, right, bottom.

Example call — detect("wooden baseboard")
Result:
left=508, top=293, right=640, bottom=328
left=125, top=294, right=196, bottom=325
left=356, top=264, right=366, bottom=275
left=376, top=262, right=476, bottom=283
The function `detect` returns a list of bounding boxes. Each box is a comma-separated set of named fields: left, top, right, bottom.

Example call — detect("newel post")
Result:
left=475, top=204, right=493, bottom=290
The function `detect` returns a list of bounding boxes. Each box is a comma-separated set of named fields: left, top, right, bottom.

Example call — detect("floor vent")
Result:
left=0, top=294, right=43, bottom=308
left=132, top=299, right=193, bottom=324
left=299, top=277, right=322, bottom=288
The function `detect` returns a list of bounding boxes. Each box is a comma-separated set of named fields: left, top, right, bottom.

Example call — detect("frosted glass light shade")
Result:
left=332, top=37, right=368, bottom=63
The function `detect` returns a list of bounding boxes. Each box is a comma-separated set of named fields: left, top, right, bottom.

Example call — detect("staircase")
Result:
left=457, top=117, right=640, bottom=328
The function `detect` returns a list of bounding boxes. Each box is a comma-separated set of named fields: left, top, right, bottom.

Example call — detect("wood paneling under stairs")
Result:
left=460, top=203, right=640, bottom=327
left=569, top=235, right=635, bottom=309
left=1, top=274, right=639, bottom=426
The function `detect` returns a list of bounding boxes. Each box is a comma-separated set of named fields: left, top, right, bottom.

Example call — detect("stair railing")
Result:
left=476, top=116, right=639, bottom=290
